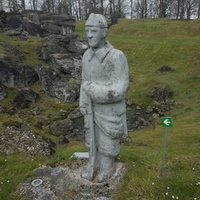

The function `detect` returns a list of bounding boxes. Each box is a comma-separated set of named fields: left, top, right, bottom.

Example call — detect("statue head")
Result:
left=85, top=13, right=108, bottom=51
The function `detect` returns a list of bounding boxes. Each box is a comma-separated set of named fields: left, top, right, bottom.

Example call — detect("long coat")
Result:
left=80, top=41, right=129, bottom=156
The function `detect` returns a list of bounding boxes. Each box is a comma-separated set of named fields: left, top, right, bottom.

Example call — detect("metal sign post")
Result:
left=160, top=117, right=173, bottom=177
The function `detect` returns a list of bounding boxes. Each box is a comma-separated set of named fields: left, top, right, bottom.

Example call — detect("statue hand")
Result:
left=82, top=81, right=92, bottom=95
left=80, top=106, right=87, bottom=116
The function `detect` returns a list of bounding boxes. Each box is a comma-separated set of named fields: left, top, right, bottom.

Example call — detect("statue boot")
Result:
left=97, top=154, right=115, bottom=183
left=80, top=151, right=98, bottom=181
left=81, top=161, right=96, bottom=181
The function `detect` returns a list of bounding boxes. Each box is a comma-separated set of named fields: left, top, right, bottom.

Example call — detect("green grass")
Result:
left=0, top=33, right=44, bottom=66
left=0, top=18, right=200, bottom=199
left=76, top=18, right=200, bottom=199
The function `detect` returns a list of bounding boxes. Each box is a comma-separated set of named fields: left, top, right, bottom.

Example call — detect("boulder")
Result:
left=156, top=65, right=173, bottom=74
left=6, top=15, right=22, bottom=28
left=51, top=53, right=82, bottom=79
left=37, top=35, right=88, bottom=62
left=11, top=88, right=39, bottom=109
left=22, top=21, right=43, bottom=36
left=66, top=40, right=88, bottom=54
left=0, top=61, right=39, bottom=88
left=149, top=85, right=173, bottom=105
left=40, top=13, right=75, bottom=34
left=0, top=43, right=24, bottom=65
left=36, top=64, right=81, bottom=103
left=49, top=118, right=73, bottom=137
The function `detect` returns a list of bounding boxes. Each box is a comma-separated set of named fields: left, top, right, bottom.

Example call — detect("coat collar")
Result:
left=88, top=41, right=113, bottom=63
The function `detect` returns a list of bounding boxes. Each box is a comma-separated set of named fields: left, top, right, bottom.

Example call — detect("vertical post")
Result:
left=160, top=127, right=168, bottom=177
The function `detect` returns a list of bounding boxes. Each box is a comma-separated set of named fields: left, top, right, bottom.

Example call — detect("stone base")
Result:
left=18, top=159, right=127, bottom=200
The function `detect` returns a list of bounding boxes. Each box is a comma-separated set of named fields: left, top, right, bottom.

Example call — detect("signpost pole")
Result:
left=160, top=127, right=168, bottom=177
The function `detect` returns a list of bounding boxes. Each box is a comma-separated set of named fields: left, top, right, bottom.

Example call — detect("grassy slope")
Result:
left=76, top=18, right=200, bottom=200
left=0, top=18, right=199, bottom=199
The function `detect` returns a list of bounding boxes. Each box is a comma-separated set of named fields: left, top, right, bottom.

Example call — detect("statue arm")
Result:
left=79, top=57, right=89, bottom=115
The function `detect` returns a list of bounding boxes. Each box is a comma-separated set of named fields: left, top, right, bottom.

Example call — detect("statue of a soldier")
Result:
left=79, top=13, right=129, bottom=183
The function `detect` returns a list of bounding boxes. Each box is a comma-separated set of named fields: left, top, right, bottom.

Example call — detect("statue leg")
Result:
left=96, top=126, right=120, bottom=182
left=81, top=118, right=99, bottom=180
left=98, top=153, right=115, bottom=183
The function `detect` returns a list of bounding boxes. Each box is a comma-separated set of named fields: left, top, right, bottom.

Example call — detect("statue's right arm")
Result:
left=79, top=84, right=88, bottom=115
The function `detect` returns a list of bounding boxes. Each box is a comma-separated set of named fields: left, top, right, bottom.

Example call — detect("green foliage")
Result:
left=0, top=18, right=200, bottom=199
left=0, top=33, right=44, bottom=66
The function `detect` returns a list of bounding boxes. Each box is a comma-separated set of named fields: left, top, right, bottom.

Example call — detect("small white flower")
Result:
left=176, top=197, right=179, bottom=199
left=172, top=196, right=175, bottom=199
left=194, top=198, right=197, bottom=200
left=0, top=182, right=3, bottom=184
left=4, top=160, right=7, bottom=162
left=192, top=168, right=195, bottom=170
left=165, top=192, right=169, bottom=196
left=7, top=180, right=9, bottom=183
left=152, top=182, right=154, bottom=185
left=167, top=186, right=170, bottom=189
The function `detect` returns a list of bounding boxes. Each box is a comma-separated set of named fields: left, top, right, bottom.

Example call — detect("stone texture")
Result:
left=149, top=85, right=173, bottom=105
left=36, top=65, right=81, bottom=103
left=0, top=122, right=55, bottom=156
left=18, top=160, right=127, bottom=200
left=11, top=88, right=39, bottom=109
left=0, top=60, right=38, bottom=88
left=49, top=118, right=73, bottom=137
left=156, top=65, right=173, bottom=74
left=2, top=11, right=76, bottom=36
left=0, top=84, right=6, bottom=100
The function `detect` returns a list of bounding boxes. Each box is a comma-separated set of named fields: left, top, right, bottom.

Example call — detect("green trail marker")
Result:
left=162, top=117, right=172, bottom=127
left=160, top=117, right=173, bottom=177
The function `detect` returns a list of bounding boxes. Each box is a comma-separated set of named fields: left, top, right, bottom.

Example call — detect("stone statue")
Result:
left=79, top=13, right=129, bottom=183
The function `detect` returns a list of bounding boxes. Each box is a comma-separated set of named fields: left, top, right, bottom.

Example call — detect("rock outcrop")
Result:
left=18, top=160, right=127, bottom=200
left=11, top=88, right=39, bottom=109
left=0, top=122, right=55, bottom=156
left=0, top=10, right=76, bottom=36
left=149, top=85, right=173, bottom=105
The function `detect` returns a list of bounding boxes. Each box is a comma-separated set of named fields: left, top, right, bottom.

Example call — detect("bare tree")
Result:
left=0, top=0, right=4, bottom=9
left=159, top=0, right=167, bottom=17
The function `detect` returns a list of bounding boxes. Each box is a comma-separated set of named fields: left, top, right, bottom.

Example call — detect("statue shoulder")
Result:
left=109, top=48, right=127, bottom=61
left=83, top=48, right=91, bottom=58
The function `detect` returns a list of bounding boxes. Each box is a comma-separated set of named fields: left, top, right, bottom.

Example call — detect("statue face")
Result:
left=85, top=26, right=105, bottom=49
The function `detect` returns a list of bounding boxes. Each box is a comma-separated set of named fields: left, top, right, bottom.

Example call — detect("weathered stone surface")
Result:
left=149, top=85, right=173, bottom=105
left=51, top=53, right=82, bottom=79
left=18, top=160, right=127, bottom=200
left=66, top=41, right=88, bottom=54
left=0, top=60, right=38, bottom=88
left=0, top=84, right=6, bottom=100
left=22, top=21, right=43, bottom=36
left=36, top=65, right=80, bottom=103
left=11, top=88, right=39, bottom=109
left=6, top=15, right=22, bottom=28
left=2, top=10, right=75, bottom=36
left=39, top=13, right=75, bottom=34
left=0, top=122, right=55, bottom=156
left=126, top=105, right=165, bottom=131
left=0, top=43, right=24, bottom=65
left=156, top=65, right=173, bottom=74
left=49, top=118, right=73, bottom=137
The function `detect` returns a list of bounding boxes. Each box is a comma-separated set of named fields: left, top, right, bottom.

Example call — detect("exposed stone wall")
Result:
left=0, top=10, right=76, bottom=35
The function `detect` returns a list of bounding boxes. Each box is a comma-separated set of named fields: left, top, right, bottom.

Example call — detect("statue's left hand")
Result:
left=82, top=81, right=92, bottom=95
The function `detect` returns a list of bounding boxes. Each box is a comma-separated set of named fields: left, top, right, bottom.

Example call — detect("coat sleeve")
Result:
left=79, top=55, right=89, bottom=107
left=85, top=50, right=129, bottom=103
